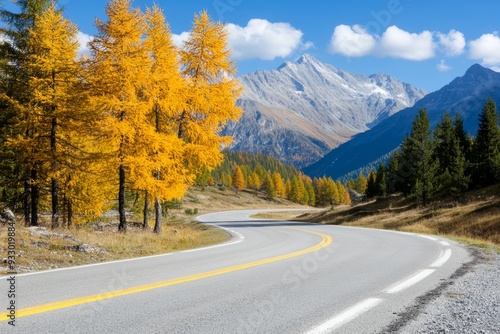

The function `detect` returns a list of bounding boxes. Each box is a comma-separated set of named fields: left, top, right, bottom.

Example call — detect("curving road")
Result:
left=1, top=210, right=470, bottom=333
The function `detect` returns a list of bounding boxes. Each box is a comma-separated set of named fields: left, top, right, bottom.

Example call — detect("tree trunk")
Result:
left=153, top=197, right=162, bottom=234
left=51, top=117, right=59, bottom=228
left=67, top=198, right=73, bottom=228
left=30, top=168, right=39, bottom=227
left=23, top=177, right=30, bottom=226
left=143, top=191, right=149, bottom=229
left=118, top=164, right=127, bottom=232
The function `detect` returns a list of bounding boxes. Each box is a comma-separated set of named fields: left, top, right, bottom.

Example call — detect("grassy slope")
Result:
left=295, top=185, right=500, bottom=251
left=0, top=186, right=304, bottom=275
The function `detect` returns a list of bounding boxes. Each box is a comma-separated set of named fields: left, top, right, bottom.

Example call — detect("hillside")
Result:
left=304, top=64, right=500, bottom=179
left=223, top=54, right=426, bottom=167
left=295, top=185, right=500, bottom=247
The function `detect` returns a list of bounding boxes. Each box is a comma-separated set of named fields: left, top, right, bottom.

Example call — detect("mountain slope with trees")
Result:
left=304, top=64, right=500, bottom=179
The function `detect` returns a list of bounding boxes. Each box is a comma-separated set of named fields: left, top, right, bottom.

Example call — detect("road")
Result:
left=1, top=210, right=470, bottom=333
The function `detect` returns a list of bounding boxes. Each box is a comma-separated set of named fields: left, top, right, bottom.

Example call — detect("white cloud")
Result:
left=226, top=19, right=309, bottom=60
left=469, top=33, right=500, bottom=66
left=329, top=24, right=377, bottom=57
left=77, top=31, right=92, bottom=56
left=437, top=30, right=465, bottom=56
left=379, top=26, right=435, bottom=61
left=437, top=59, right=452, bottom=72
left=172, top=32, right=190, bottom=49
left=491, top=66, right=500, bottom=72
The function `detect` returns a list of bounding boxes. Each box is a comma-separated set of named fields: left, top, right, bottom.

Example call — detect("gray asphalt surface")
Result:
left=1, top=210, right=471, bottom=333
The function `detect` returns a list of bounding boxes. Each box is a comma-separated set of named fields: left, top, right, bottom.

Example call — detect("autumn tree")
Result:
left=272, top=171, right=285, bottom=198
left=232, top=165, right=245, bottom=192
left=24, top=3, right=84, bottom=228
left=0, top=0, right=52, bottom=226
left=88, top=0, right=152, bottom=232
left=178, top=11, right=242, bottom=183
left=263, top=172, right=276, bottom=199
left=143, top=5, right=189, bottom=233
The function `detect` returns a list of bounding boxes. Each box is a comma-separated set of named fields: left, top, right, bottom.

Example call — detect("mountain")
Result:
left=223, top=54, right=427, bottom=168
left=303, top=64, right=500, bottom=179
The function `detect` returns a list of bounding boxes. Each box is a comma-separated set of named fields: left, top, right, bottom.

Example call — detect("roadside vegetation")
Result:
left=0, top=185, right=302, bottom=275
left=295, top=185, right=500, bottom=252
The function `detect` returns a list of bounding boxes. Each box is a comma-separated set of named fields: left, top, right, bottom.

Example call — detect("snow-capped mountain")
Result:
left=223, top=54, right=427, bottom=167
left=304, top=64, right=500, bottom=179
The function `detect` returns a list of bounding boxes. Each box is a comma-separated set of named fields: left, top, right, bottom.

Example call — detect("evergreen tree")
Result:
left=472, top=98, right=500, bottom=187
left=375, top=163, right=388, bottom=197
left=399, top=108, right=438, bottom=205
left=365, top=170, right=377, bottom=198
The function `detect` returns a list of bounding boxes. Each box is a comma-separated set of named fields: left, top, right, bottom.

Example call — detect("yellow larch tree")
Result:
left=142, top=5, right=190, bottom=233
left=22, top=3, right=84, bottom=228
left=272, top=172, right=286, bottom=198
left=179, top=11, right=242, bottom=179
left=88, top=0, right=152, bottom=232
left=232, top=165, right=245, bottom=192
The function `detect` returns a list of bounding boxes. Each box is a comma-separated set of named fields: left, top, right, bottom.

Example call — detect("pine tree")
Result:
left=365, top=170, right=377, bottom=198
left=375, top=163, right=388, bottom=197
left=434, top=112, right=455, bottom=174
left=472, top=98, right=500, bottom=187
left=399, top=108, right=438, bottom=205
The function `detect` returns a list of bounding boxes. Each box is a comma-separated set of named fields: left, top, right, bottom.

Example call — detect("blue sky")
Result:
left=25, top=1, right=500, bottom=92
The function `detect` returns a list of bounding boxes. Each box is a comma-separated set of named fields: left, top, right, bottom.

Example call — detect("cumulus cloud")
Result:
left=379, top=26, right=435, bottom=60
left=329, top=24, right=377, bottom=57
left=437, top=59, right=452, bottom=72
left=437, top=30, right=465, bottom=56
left=469, top=33, right=500, bottom=66
left=226, top=19, right=309, bottom=60
left=172, top=31, right=190, bottom=49
left=77, top=31, right=92, bottom=56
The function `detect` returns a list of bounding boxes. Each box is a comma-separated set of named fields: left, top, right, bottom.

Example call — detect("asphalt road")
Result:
left=1, top=210, right=471, bottom=333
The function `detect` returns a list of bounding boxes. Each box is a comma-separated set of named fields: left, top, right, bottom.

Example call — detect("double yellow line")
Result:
left=1, top=227, right=332, bottom=320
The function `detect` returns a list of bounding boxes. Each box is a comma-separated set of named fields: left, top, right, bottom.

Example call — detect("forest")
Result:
left=0, top=0, right=242, bottom=232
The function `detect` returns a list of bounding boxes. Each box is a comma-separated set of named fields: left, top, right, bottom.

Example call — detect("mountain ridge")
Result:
left=223, top=54, right=427, bottom=168
left=303, top=63, right=500, bottom=179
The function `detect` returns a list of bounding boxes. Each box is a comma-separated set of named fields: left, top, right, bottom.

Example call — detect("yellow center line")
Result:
left=1, top=227, right=332, bottom=320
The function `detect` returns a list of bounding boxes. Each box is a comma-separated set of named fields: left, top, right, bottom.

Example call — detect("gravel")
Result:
left=383, top=248, right=500, bottom=334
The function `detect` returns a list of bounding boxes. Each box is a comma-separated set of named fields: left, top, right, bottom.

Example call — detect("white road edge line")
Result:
left=305, top=298, right=384, bottom=334
left=440, top=241, right=450, bottom=246
left=418, top=235, right=438, bottom=241
left=430, top=249, right=452, bottom=267
left=384, top=269, right=435, bottom=294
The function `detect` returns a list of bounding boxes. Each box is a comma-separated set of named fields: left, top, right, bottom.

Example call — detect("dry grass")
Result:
left=0, top=186, right=304, bottom=275
left=296, top=185, right=500, bottom=252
